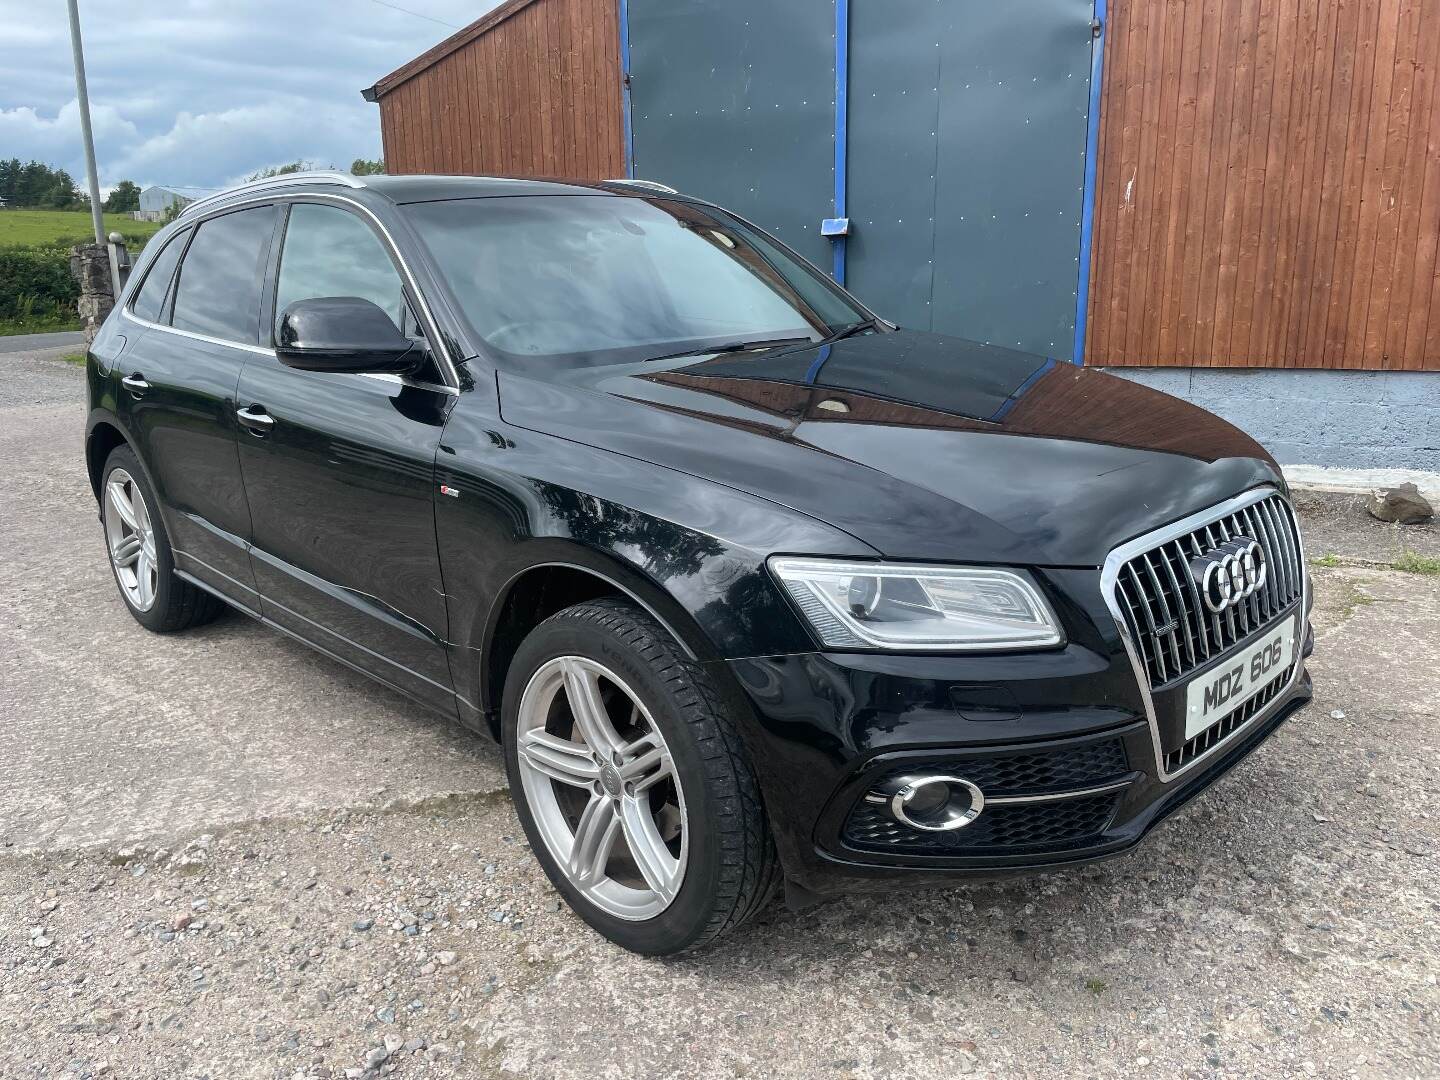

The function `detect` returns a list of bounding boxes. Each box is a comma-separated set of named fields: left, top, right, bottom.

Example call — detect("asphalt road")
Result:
left=0, top=330, right=86, bottom=354
left=1, top=348, right=1437, bottom=1080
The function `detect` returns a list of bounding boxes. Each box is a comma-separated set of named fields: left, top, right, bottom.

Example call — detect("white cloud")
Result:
left=110, top=100, right=382, bottom=188
left=0, top=99, right=140, bottom=182
left=0, top=0, right=500, bottom=189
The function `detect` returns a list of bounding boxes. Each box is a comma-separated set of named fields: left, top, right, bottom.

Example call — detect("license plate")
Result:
left=1184, top=618, right=1297, bottom=739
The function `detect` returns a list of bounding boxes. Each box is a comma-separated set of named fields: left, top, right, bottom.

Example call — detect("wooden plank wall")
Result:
left=1087, top=0, right=1440, bottom=371
left=376, top=0, right=625, bottom=180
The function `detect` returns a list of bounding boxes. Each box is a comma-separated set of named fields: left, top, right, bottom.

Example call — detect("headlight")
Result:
left=769, top=557, right=1064, bottom=651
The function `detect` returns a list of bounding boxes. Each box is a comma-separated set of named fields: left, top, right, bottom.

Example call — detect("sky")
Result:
left=0, top=0, right=502, bottom=193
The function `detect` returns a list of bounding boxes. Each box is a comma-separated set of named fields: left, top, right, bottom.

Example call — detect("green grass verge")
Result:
left=1393, top=551, right=1440, bottom=575
left=58, top=353, right=87, bottom=366
left=0, top=208, right=162, bottom=250
left=0, top=313, right=83, bottom=336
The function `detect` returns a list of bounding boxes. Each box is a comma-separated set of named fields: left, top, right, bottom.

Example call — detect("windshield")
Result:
left=404, top=195, right=868, bottom=366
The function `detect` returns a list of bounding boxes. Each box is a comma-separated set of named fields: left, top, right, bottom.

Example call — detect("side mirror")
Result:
left=276, top=296, right=422, bottom=374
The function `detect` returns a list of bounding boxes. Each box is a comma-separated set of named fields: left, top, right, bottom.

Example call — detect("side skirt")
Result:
left=174, top=568, right=462, bottom=726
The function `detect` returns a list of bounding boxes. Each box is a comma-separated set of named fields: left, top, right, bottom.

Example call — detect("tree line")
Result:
left=1, top=158, right=386, bottom=213
left=0, top=160, right=84, bottom=209
left=245, top=158, right=385, bottom=181
left=0, top=160, right=142, bottom=212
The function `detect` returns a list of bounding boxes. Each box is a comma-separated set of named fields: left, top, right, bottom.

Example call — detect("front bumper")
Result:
left=722, top=614, right=1314, bottom=898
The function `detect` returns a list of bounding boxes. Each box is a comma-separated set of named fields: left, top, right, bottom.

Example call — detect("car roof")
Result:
left=363, top=174, right=648, bottom=203
left=178, top=171, right=681, bottom=221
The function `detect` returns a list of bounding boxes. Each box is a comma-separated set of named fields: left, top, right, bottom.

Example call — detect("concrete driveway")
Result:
left=1, top=349, right=1436, bottom=1079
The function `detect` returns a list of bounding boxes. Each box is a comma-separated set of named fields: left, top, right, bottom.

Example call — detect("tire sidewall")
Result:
left=502, top=612, right=728, bottom=955
left=101, top=447, right=179, bottom=631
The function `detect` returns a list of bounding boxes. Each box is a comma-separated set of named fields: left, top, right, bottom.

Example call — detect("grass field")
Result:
left=0, top=314, right=81, bottom=336
left=0, top=209, right=162, bottom=250
left=0, top=210, right=163, bottom=335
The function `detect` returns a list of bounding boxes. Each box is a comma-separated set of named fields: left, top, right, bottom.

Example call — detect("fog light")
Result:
left=866, top=775, right=986, bottom=832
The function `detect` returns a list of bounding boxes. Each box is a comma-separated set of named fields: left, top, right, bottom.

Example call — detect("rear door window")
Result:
left=171, top=205, right=277, bottom=344
left=129, top=229, right=187, bottom=323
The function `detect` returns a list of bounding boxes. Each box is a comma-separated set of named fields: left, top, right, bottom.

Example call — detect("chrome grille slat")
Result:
left=1116, top=571, right=1155, bottom=677
left=1225, top=513, right=1249, bottom=627
left=1172, top=537, right=1211, bottom=660
left=1192, top=533, right=1224, bottom=649
left=1141, top=552, right=1183, bottom=674
left=1256, top=499, right=1287, bottom=610
left=1125, top=563, right=1168, bottom=683
left=1158, top=542, right=1198, bottom=666
left=1238, top=505, right=1270, bottom=613
left=1207, top=523, right=1240, bottom=642
left=1268, top=500, right=1293, bottom=603
left=1277, top=501, right=1303, bottom=603
left=1249, top=504, right=1278, bottom=617
left=1238, top=510, right=1265, bottom=625
left=1111, top=492, right=1304, bottom=689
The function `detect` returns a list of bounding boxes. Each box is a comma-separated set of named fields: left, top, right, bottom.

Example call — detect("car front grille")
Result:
left=1112, top=492, right=1303, bottom=689
left=1165, top=661, right=1296, bottom=772
left=846, top=794, right=1121, bottom=854
left=861, top=739, right=1128, bottom=800
left=840, top=739, right=1131, bottom=856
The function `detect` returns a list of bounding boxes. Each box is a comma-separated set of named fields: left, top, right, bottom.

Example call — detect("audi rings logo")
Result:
left=1192, top=537, right=1267, bottom=613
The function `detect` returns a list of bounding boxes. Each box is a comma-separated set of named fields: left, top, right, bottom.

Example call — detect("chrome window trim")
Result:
left=118, top=309, right=458, bottom=397
left=120, top=307, right=274, bottom=356
left=1101, top=485, right=1309, bottom=784
left=357, top=372, right=460, bottom=397
left=178, top=171, right=367, bottom=220
left=124, top=191, right=462, bottom=391
left=604, top=177, right=679, bottom=194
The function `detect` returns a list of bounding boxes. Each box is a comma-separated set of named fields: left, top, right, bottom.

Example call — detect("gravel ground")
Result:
left=2, top=349, right=1437, bottom=1079
left=1290, top=488, right=1438, bottom=563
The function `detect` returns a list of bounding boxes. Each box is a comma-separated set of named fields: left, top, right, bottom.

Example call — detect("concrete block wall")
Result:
left=1105, top=368, right=1440, bottom=471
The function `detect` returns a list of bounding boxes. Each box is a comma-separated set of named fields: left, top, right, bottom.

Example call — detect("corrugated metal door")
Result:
left=625, top=0, right=837, bottom=268
left=846, top=0, right=1096, bottom=360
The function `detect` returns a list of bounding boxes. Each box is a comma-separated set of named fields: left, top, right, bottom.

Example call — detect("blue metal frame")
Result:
left=832, top=0, right=849, bottom=284
left=619, top=0, right=635, bottom=178
left=804, top=343, right=832, bottom=384
left=1072, top=0, right=1106, bottom=365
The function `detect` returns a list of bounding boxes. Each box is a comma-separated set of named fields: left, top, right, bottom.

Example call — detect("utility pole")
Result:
left=65, top=0, right=106, bottom=247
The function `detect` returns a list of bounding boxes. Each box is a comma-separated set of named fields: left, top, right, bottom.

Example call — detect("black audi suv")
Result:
left=85, top=172, right=1313, bottom=954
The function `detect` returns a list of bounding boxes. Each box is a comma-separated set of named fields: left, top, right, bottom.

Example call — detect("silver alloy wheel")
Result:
left=515, top=656, right=688, bottom=921
left=103, top=468, right=159, bottom=612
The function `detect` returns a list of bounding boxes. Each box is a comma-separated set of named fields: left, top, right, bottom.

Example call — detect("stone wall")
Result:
left=1104, top=368, right=1440, bottom=472
left=68, top=243, right=115, bottom=344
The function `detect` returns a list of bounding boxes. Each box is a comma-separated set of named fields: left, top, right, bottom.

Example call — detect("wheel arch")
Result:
left=85, top=416, right=132, bottom=501
left=475, top=548, right=724, bottom=739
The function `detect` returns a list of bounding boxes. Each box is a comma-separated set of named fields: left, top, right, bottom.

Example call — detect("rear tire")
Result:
left=101, top=446, right=223, bottom=633
left=502, top=598, right=779, bottom=954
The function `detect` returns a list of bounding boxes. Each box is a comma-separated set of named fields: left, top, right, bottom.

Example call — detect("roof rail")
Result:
left=179, top=171, right=367, bottom=219
left=604, top=178, right=679, bottom=195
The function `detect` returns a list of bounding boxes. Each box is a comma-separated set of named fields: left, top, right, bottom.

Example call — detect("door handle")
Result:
left=120, top=373, right=150, bottom=397
left=236, top=404, right=275, bottom=436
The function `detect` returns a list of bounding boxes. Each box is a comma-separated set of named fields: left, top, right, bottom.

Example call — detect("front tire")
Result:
left=101, top=446, right=223, bottom=633
left=502, top=599, right=778, bottom=954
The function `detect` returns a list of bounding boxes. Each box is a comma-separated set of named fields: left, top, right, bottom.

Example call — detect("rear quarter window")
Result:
left=128, top=229, right=188, bottom=324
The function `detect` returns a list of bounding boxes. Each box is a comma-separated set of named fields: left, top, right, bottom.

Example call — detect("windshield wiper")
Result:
left=817, top=317, right=882, bottom=345
left=643, top=336, right=815, bottom=363
left=643, top=319, right=880, bottom=364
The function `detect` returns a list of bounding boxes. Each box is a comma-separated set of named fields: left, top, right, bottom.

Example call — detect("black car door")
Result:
left=234, top=199, right=457, bottom=712
left=116, top=205, right=278, bottom=611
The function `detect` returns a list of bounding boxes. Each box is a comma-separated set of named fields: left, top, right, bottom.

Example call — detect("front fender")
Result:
left=433, top=399, right=878, bottom=718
